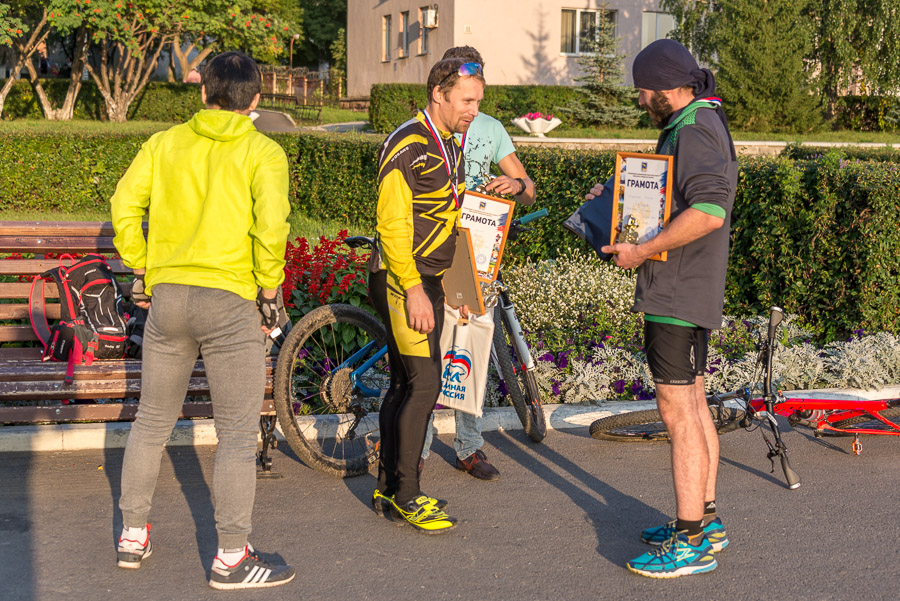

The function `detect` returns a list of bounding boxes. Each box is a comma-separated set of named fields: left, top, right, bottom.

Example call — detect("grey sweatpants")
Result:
left=119, top=284, right=266, bottom=550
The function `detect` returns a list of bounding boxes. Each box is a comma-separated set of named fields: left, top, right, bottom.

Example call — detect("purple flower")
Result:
left=551, top=380, right=561, bottom=396
left=613, top=380, right=626, bottom=394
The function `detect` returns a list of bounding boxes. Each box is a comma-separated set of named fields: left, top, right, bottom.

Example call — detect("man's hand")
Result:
left=585, top=181, right=605, bottom=201
left=600, top=243, right=649, bottom=270
left=485, top=175, right=525, bottom=197
left=406, top=284, right=435, bottom=334
left=257, top=288, right=280, bottom=335
left=458, top=304, right=470, bottom=320
left=131, top=269, right=151, bottom=309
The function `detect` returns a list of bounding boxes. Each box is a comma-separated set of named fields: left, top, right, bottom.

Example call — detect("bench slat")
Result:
left=0, top=376, right=275, bottom=401
left=0, top=397, right=275, bottom=424
left=0, top=357, right=275, bottom=381
left=0, top=221, right=146, bottom=237
left=0, top=303, right=61, bottom=321
left=0, top=325, right=39, bottom=342
left=0, top=236, right=119, bottom=253
left=0, top=259, right=132, bottom=276
left=0, top=281, right=133, bottom=299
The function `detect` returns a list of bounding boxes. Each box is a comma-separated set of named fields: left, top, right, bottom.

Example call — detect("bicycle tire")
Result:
left=589, top=405, right=745, bottom=442
left=273, top=303, right=387, bottom=478
left=492, top=308, right=547, bottom=442
left=830, top=406, right=900, bottom=432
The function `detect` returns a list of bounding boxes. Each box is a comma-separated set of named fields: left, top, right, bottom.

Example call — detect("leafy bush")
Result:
left=1, top=79, right=203, bottom=122
left=833, top=95, right=900, bottom=132
left=780, top=143, right=900, bottom=163
left=4, top=130, right=899, bottom=341
left=368, top=83, right=581, bottom=133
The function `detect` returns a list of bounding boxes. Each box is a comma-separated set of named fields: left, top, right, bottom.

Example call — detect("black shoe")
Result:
left=117, top=524, right=152, bottom=569
left=208, top=545, right=295, bottom=590
left=455, top=450, right=500, bottom=481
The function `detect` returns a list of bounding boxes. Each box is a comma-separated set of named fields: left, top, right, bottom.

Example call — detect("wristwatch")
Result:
left=515, top=177, right=526, bottom=195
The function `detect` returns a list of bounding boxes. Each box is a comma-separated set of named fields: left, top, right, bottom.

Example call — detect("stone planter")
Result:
left=512, top=116, right=562, bottom=137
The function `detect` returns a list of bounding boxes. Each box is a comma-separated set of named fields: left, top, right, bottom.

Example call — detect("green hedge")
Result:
left=2, top=130, right=898, bottom=340
left=780, top=143, right=900, bottom=163
left=1, top=79, right=203, bottom=122
left=833, top=95, right=900, bottom=132
left=368, top=83, right=581, bottom=133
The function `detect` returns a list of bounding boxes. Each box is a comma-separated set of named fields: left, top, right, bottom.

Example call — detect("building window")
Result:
left=382, top=15, right=392, bottom=62
left=641, top=11, right=676, bottom=49
left=561, top=8, right=617, bottom=55
left=418, top=7, right=430, bottom=55
left=400, top=11, right=410, bottom=58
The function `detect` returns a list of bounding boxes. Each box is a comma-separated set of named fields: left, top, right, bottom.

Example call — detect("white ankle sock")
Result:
left=216, top=546, right=248, bottom=567
left=119, top=525, right=148, bottom=547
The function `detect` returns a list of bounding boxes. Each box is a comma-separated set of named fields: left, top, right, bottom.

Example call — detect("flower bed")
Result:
left=278, top=241, right=900, bottom=405
left=503, top=250, right=900, bottom=404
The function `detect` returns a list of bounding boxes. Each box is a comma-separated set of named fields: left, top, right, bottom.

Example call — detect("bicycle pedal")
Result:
left=852, top=435, right=862, bottom=456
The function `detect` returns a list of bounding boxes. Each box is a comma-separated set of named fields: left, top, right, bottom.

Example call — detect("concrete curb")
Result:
left=2, top=385, right=897, bottom=453
left=0, top=402, right=653, bottom=453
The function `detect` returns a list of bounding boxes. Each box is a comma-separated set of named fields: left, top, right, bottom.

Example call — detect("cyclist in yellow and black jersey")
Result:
left=375, top=110, right=464, bottom=291
left=369, top=58, right=484, bottom=534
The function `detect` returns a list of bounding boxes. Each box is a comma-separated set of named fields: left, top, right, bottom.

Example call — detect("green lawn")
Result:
left=0, top=208, right=354, bottom=241
left=523, top=124, right=900, bottom=145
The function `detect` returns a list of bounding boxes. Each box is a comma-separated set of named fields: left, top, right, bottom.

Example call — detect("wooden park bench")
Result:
left=0, top=221, right=283, bottom=476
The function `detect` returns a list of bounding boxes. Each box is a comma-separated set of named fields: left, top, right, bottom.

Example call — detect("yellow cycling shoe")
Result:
left=388, top=495, right=457, bottom=534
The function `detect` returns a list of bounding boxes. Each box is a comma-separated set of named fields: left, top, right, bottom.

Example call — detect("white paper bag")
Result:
left=437, top=304, right=494, bottom=416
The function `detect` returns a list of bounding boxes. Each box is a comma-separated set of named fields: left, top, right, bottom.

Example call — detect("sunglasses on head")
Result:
left=437, top=62, right=483, bottom=89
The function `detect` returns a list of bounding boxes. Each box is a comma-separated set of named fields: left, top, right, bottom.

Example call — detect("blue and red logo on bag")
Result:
left=442, top=348, right=472, bottom=381
left=441, top=348, right=473, bottom=401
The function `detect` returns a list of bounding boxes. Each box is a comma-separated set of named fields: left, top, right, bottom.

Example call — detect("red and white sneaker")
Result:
left=117, top=524, right=152, bottom=569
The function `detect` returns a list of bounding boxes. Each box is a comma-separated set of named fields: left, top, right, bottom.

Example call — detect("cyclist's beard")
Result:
left=642, top=91, right=675, bottom=129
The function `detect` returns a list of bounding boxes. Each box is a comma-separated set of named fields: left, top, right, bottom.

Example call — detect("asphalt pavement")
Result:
left=2, top=420, right=898, bottom=601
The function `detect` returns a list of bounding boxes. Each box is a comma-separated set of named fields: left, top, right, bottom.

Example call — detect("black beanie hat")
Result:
left=632, top=39, right=716, bottom=98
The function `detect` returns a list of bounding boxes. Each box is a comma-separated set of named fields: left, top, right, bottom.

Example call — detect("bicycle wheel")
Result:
left=831, top=406, right=900, bottom=432
left=273, top=303, right=388, bottom=478
left=492, top=308, right=547, bottom=442
left=589, top=405, right=745, bottom=442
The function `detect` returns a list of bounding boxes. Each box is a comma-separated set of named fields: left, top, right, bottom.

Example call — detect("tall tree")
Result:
left=294, top=0, right=345, bottom=69
left=663, top=0, right=900, bottom=121
left=169, top=0, right=300, bottom=80
left=714, top=0, right=821, bottom=132
left=558, top=9, right=640, bottom=127
left=1, top=1, right=27, bottom=117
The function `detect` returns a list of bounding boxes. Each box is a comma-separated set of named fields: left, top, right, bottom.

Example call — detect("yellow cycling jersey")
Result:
left=375, top=111, right=464, bottom=290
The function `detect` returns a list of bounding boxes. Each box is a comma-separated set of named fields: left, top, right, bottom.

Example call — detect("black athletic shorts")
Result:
left=644, top=320, right=708, bottom=385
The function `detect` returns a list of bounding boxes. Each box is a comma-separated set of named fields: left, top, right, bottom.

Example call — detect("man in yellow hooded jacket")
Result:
left=111, top=51, right=294, bottom=591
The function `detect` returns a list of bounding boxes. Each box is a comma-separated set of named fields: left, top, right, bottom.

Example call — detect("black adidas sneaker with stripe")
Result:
left=208, top=546, right=295, bottom=590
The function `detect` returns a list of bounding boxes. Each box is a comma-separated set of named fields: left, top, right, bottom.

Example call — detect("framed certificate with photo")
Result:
left=458, top=190, right=516, bottom=282
left=610, top=152, right=674, bottom=262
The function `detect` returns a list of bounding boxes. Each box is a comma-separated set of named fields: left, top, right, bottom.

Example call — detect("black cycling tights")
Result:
left=368, top=270, right=445, bottom=505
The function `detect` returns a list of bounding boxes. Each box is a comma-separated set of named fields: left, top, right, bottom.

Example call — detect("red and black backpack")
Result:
left=28, top=254, right=128, bottom=383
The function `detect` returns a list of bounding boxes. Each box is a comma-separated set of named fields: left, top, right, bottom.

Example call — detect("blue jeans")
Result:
left=421, top=410, right=483, bottom=460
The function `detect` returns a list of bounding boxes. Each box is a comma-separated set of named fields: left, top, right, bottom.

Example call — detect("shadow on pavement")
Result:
left=0, top=452, right=34, bottom=601
left=492, top=428, right=667, bottom=567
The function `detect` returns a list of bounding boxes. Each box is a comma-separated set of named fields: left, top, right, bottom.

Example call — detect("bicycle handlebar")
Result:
left=518, top=208, right=548, bottom=225
left=768, top=306, right=784, bottom=342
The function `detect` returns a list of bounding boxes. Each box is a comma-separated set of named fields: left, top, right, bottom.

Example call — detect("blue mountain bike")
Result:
left=273, top=210, right=548, bottom=477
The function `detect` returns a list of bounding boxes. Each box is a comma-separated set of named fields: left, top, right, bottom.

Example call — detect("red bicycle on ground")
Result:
left=589, top=307, right=900, bottom=489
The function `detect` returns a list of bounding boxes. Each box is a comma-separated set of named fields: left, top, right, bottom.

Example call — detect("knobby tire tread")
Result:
left=273, top=304, right=386, bottom=478
left=589, top=405, right=745, bottom=442
left=492, top=309, right=545, bottom=442
left=830, top=406, right=900, bottom=431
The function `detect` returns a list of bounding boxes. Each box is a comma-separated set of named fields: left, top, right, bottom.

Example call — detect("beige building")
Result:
left=347, top=1, right=675, bottom=98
